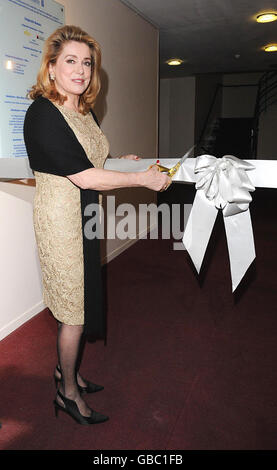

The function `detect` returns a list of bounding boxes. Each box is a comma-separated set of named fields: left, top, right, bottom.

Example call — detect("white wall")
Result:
left=159, top=77, right=195, bottom=158
left=0, top=182, right=43, bottom=340
left=0, top=0, right=159, bottom=341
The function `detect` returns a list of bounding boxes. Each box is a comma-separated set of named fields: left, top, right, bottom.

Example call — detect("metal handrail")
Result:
left=252, top=71, right=277, bottom=157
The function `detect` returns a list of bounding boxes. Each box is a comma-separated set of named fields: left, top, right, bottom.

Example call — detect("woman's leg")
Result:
left=56, top=322, right=91, bottom=417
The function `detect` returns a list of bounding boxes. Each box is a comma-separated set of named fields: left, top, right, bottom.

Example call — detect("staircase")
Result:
left=198, top=71, right=277, bottom=159
left=252, top=71, right=277, bottom=158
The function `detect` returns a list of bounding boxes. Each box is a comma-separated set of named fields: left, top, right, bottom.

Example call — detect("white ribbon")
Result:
left=183, top=154, right=256, bottom=291
left=104, top=155, right=277, bottom=292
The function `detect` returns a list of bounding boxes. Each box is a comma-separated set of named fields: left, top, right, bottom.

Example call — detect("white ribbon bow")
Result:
left=195, top=154, right=255, bottom=216
left=183, top=155, right=256, bottom=291
left=104, top=155, right=277, bottom=292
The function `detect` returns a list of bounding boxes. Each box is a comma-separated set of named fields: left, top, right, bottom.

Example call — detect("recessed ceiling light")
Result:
left=256, top=13, right=277, bottom=23
left=264, top=44, right=277, bottom=52
left=166, top=58, right=184, bottom=66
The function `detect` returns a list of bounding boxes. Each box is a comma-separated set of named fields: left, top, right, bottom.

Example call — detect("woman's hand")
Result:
left=141, top=165, right=172, bottom=192
left=120, top=154, right=141, bottom=161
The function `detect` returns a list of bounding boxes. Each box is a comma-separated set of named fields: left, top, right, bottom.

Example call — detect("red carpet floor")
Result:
left=0, top=188, right=277, bottom=450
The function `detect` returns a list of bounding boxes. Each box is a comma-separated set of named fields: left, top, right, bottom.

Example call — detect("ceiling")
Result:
left=120, top=0, right=277, bottom=78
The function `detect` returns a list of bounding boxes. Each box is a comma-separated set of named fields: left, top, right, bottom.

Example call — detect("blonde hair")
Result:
left=28, top=25, right=101, bottom=114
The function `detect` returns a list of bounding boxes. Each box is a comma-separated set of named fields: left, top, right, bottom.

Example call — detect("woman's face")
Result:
left=49, top=40, right=92, bottom=101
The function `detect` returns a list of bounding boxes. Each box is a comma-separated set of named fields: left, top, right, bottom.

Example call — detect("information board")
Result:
left=0, top=0, right=64, bottom=178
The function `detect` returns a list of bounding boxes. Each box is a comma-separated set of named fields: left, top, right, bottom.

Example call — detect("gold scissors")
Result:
left=153, top=145, right=195, bottom=177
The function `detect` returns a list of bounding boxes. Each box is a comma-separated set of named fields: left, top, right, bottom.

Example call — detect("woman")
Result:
left=24, top=25, right=171, bottom=425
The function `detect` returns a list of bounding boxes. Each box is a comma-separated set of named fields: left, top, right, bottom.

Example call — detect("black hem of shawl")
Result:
left=80, top=188, right=106, bottom=341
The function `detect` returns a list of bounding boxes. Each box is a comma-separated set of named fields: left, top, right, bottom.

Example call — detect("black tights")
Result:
left=56, top=322, right=91, bottom=416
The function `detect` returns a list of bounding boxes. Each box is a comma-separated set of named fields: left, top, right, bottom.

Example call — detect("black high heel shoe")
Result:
left=54, top=365, right=104, bottom=394
left=53, top=390, right=109, bottom=425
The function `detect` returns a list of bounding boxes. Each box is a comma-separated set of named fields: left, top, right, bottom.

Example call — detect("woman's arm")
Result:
left=67, top=165, right=171, bottom=192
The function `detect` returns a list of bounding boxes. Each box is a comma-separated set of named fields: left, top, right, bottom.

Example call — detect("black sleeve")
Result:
left=23, top=96, right=94, bottom=177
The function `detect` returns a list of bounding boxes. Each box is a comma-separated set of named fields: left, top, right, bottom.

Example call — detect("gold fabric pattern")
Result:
left=33, top=104, right=109, bottom=325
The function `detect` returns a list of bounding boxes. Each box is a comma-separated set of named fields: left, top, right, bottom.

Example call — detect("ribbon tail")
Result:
left=224, top=209, right=256, bottom=292
left=182, top=190, right=218, bottom=272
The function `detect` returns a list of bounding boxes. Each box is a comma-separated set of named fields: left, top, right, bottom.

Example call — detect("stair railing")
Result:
left=252, top=71, right=277, bottom=158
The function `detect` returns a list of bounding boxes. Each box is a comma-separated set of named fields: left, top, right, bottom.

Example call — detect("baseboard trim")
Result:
left=101, top=222, right=157, bottom=264
left=0, top=300, right=45, bottom=341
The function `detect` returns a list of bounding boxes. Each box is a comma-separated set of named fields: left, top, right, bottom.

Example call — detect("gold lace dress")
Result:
left=32, top=104, right=109, bottom=329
